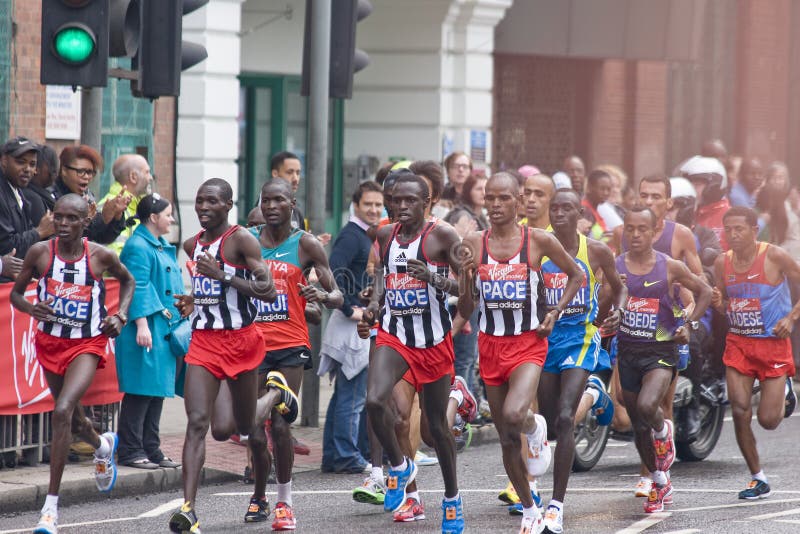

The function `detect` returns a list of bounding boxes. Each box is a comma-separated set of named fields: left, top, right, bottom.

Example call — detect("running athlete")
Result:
left=361, top=173, right=465, bottom=533
left=169, top=179, right=276, bottom=534
left=711, top=206, right=800, bottom=500
left=616, top=206, right=711, bottom=514
left=537, top=189, right=626, bottom=533
left=458, top=173, right=585, bottom=534
left=11, top=194, right=134, bottom=534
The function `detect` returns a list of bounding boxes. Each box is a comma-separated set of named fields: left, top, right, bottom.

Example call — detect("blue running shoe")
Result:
left=739, top=479, right=771, bottom=500
left=508, top=489, right=543, bottom=515
left=441, top=495, right=465, bottom=534
left=94, top=431, right=118, bottom=493
left=384, top=458, right=417, bottom=512
left=586, top=374, right=614, bottom=426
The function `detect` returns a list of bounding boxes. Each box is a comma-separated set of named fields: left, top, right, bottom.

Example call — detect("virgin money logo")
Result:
left=729, top=297, right=758, bottom=313
left=47, top=279, right=91, bottom=302
left=481, top=263, right=527, bottom=281
left=544, top=272, right=568, bottom=289
left=386, top=273, right=426, bottom=290
left=10, top=288, right=50, bottom=409
left=626, top=297, right=658, bottom=314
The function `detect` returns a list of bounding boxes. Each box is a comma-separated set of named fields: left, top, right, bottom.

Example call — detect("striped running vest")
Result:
left=37, top=238, right=106, bottom=339
left=476, top=225, right=545, bottom=336
left=188, top=225, right=257, bottom=330
left=724, top=242, right=791, bottom=338
left=249, top=226, right=310, bottom=350
left=380, top=221, right=451, bottom=348
left=615, top=251, right=678, bottom=343
left=541, top=233, right=599, bottom=328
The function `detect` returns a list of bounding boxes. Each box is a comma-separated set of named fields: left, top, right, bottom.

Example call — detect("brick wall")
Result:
left=587, top=60, right=627, bottom=171
left=153, top=97, right=175, bottom=201
left=9, top=1, right=46, bottom=140
left=630, top=61, right=667, bottom=180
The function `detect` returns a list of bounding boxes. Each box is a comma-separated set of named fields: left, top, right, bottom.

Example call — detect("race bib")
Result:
left=255, top=279, right=290, bottom=322
left=542, top=271, right=587, bottom=316
left=45, top=279, right=91, bottom=325
left=187, top=260, right=222, bottom=305
left=727, top=297, right=766, bottom=336
left=620, top=297, right=659, bottom=339
left=479, top=263, right=528, bottom=310
left=386, top=273, right=428, bottom=316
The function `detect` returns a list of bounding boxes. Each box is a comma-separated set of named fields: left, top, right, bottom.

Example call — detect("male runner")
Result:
left=616, top=206, right=711, bottom=513
left=711, top=206, right=799, bottom=499
left=11, top=194, right=134, bottom=534
left=521, top=173, right=555, bottom=229
left=169, top=178, right=276, bottom=533
left=458, top=173, right=585, bottom=533
left=361, top=173, right=466, bottom=533
left=537, top=189, right=626, bottom=533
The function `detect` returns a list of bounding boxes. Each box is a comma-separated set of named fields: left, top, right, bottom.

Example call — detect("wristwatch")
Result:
left=689, top=320, right=700, bottom=330
left=222, top=272, right=234, bottom=285
left=114, top=311, right=128, bottom=325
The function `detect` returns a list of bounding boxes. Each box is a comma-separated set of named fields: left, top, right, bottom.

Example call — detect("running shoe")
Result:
left=499, top=480, right=521, bottom=505
left=384, top=457, right=417, bottom=512
left=634, top=477, right=653, bottom=498
left=33, top=512, right=57, bottom=534
left=272, top=502, right=296, bottom=531
left=169, top=502, right=201, bottom=533
left=415, top=450, right=439, bottom=466
left=244, top=496, right=269, bottom=523
left=542, top=504, right=563, bottom=533
left=265, top=371, right=299, bottom=424
left=785, top=377, right=796, bottom=418
left=93, top=432, right=118, bottom=493
left=586, top=374, right=614, bottom=426
left=526, top=414, right=552, bottom=477
left=508, top=489, right=544, bottom=516
left=739, top=479, right=771, bottom=500
left=352, top=475, right=385, bottom=505
left=451, top=375, right=478, bottom=422
left=393, top=496, right=426, bottom=522
left=453, top=419, right=473, bottom=453
left=643, top=481, right=673, bottom=513
left=441, top=495, right=465, bottom=534
left=519, top=509, right=545, bottom=534
left=652, top=419, right=675, bottom=472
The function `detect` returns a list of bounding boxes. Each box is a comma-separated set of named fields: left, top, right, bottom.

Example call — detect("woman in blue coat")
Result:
left=116, top=194, right=184, bottom=468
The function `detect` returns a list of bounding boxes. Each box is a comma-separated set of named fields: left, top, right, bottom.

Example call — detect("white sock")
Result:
left=407, top=490, right=420, bottom=501
left=42, top=494, right=58, bottom=515
left=548, top=499, right=563, bottom=511
left=277, top=481, right=292, bottom=506
left=443, top=492, right=459, bottom=503
left=449, top=389, right=464, bottom=406
left=586, top=387, right=600, bottom=405
left=392, top=458, right=407, bottom=472
left=239, top=434, right=249, bottom=441
left=95, top=435, right=111, bottom=457
left=371, top=466, right=383, bottom=481
left=753, top=470, right=768, bottom=483
left=651, top=470, right=668, bottom=486
left=529, top=479, right=538, bottom=492
left=522, top=505, right=536, bottom=519
left=653, top=423, right=668, bottom=439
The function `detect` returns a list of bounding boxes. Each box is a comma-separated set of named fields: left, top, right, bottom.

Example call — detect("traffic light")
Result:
left=133, top=0, right=209, bottom=98
left=302, top=0, right=372, bottom=99
left=40, top=0, right=110, bottom=87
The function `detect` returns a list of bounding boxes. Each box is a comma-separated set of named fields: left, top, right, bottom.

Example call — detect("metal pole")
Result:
left=301, top=0, right=331, bottom=428
left=80, top=87, right=104, bottom=198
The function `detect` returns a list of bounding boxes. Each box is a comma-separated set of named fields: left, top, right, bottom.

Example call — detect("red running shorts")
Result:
left=35, top=331, right=108, bottom=376
left=185, top=324, right=265, bottom=380
left=478, top=329, right=547, bottom=386
left=376, top=329, right=455, bottom=392
left=723, top=333, right=795, bottom=382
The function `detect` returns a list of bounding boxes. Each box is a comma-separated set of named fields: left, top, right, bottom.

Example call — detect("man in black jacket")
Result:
left=24, top=143, right=59, bottom=225
left=0, top=136, right=54, bottom=282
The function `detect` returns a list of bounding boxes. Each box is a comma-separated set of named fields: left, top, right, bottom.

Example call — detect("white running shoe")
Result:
left=33, top=511, right=58, bottom=534
left=518, top=506, right=544, bottom=534
left=93, top=432, right=118, bottom=493
left=526, top=414, right=552, bottom=477
left=543, top=504, right=563, bottom=533
left=635, top=476, right=653, bottom=498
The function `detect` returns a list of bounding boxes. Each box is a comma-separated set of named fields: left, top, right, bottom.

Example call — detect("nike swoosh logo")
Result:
left=276, top=252, right=289, bottom=258
left=747, top=274, right=759, bottom=280
left=643, top=280, right=661, bottom=287
left=773, top=363, right=787, bottom=369
left=657, top=359, right=674, bottom=367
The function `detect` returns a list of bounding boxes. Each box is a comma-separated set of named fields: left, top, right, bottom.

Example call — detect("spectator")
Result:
left=409, top=159, right=446, bottom=220
left=562, top=154, right=586, bottom=195
left=581, top=169, right=620, bottom=239
left=594, top=163, right=628, bottom=207
left=99, top=154, right=154, bottom=255
left=270, top=150, right=331, bottom=245
left=729, top=157, right=764, bottom=208
left=115, top=194, right=184, bottom=469
left=320, top=181, right=384, bottom=473
left=24, top=143, right=58, bottom=225
left=445, top=173, right=488, bottom=237
left=517, top=164, right=541, bottom=179
left=756, top=162, right=800, bottom=260
left=0, top=136, right=53, bottom=282
left=50, top=145, right=129, bottom=244
left=681, top=155, right=730, bottom=250
left=441, top=151, right=473, bottom=205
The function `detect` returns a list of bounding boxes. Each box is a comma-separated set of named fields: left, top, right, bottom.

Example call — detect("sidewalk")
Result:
left=0, top=378, right=499, bottom=513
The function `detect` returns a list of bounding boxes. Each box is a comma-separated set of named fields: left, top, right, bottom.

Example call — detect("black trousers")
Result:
left=117, top=393, right=165, bottom=464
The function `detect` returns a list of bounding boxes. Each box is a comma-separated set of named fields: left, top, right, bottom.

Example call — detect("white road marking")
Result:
left=0, top=517, right=135, bottom=533
left=775, top=519, right=800, bottom=524
left=138, top=497, right=185, bottom=518
left=747, top=507, right=800, bottom=520
left=615, top=512, right=670, bottom=533
left=670, top=497, right=800, bottom=513
left=662, top=530, right=701, bottom=534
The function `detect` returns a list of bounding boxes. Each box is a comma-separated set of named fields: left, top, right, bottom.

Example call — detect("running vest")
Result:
left=723, top=242, right=791, bottom=338
left=37, top=238, right=106, bottom=339
left=380, top=221, right=451, bottom=348
left=541, top=233, right=599, bottom=328
left=622, top=219, right=676, bottom=256
left=188, top=225, right=257, bottom=330
left=249, top=227, right=310, bottom=350
left=616, top=251, right=678, bottom=343
left=476, top=225, right=544, bottom=336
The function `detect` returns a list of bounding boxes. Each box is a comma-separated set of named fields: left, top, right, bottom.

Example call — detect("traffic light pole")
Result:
left=301, top=0, right=331, bottom=428
left=80, top=87, right=104, bottom=197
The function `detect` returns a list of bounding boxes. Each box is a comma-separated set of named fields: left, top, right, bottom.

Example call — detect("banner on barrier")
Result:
left=1, top=280, right=123, bottom=415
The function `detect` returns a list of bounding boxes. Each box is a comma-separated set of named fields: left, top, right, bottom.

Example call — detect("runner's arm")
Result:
left=710, top=255, right=728, bottom=314
left=455, top=231, right=481, bottom=320
left=767, top=245, right=800, bottom=337
left=9, top=242, right=48, bottom=317
left=592, top=240, right=627, bottom=326
left=299, top=233, right=343, bottom=309
left=231, top=229, right=277, bottom=302
left=667, top=258, right=711, bottom=323
left=98, top=245, right=135, bottom=337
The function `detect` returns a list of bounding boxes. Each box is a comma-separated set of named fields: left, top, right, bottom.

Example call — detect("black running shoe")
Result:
left=244, top=496, right=270, bottom=523
left=265, top=371, right=299, bottom=423
left=785, top=377, right=796, bottom=418
left=169, top=502, right=201, bottom=533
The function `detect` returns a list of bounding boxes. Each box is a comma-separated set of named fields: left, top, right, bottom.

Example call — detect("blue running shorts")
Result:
left=544, top=325, right=602, bottom=374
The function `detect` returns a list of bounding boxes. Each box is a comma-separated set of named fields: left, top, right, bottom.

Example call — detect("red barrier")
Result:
left=0, top=280, right=123, bottom=415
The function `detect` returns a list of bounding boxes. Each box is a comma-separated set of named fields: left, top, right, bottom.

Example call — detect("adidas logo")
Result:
left=563, top=356, right=575, bottom=365
left=394, top=251, right=408, bottom=264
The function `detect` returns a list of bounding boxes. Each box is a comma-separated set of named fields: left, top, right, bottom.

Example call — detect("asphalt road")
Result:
left=3, top=410, right=800, bottom=533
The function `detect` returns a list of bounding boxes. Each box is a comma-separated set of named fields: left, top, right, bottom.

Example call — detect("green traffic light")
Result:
left=53, top=25, right=96, bottom=64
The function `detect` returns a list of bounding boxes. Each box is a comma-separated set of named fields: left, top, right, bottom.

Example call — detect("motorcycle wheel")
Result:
left=675, top=398, right=725, bottom=462
left=572, top=411, right=611, bottom=472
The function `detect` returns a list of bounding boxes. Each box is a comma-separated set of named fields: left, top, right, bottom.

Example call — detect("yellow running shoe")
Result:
left=498, top=480, right=520, bottom=505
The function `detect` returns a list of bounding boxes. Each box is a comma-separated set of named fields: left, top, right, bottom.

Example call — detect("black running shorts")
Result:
left=258, top=345, right=313, bottom=373
left=617, top=341, right=678, bottom=393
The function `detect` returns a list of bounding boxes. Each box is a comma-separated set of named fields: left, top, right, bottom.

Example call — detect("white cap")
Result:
left=552, top=171, right=572, bottom=190
left=680, top=155, right=727, bottom=189
left=669, top=177, right=696, bottom=199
